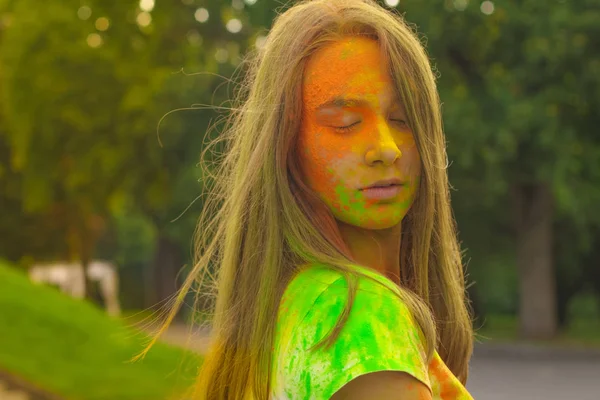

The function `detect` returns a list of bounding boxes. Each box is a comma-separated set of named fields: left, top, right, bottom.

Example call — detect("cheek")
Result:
left=397, top=134, right=421, bottom=179
left=298, top=122, right=359, bottom=195
left=401, top=147, right=421, bottom=179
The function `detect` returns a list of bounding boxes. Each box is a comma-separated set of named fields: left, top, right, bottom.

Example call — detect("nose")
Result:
left=364, top=117, right=401, bottom=166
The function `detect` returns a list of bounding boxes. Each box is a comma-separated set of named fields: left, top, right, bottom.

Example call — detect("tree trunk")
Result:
left=151, top=235, right=184, bottom=319
left=513, top=182, right=558, bottom=339
left=143, top=259, right=157, bottom=309
left=67, top=212, right=106, bottom=305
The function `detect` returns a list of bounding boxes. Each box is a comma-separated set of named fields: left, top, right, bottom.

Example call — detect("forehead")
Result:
left=302, top=36, right=395, bottom=111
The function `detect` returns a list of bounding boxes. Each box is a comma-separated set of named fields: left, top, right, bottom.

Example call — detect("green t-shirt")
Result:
left=270, top=263, right=473, bottom=400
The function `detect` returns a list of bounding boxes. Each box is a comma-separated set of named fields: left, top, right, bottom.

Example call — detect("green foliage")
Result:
left=390, top=0, right=600, bottom=321
left=412, top=0, right=599, bottom=216
left=0, top=0, right=260, bottom=263
left=0, top=259, right=199, bottom=400
left=1, top=0, right=599, bottom=336
left=111, top=206, right=157, bottom=267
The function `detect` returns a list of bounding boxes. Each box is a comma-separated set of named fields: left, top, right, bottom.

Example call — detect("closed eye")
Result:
left=334, top=119, right=407, bottom=133
left=391, top=119, right=407, bottom=126
left=333, top=121, right=361, bottom=132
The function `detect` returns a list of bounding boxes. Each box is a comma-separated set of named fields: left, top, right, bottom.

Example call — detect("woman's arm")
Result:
left=331, top=371, right=433, bottom=400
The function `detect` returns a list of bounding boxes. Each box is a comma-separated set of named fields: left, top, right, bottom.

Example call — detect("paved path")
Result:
left=0, top=370, right=61, bottom=400
left=467, top=352, right=600, bottom=400
left=0, top=380, right=30, bottom=400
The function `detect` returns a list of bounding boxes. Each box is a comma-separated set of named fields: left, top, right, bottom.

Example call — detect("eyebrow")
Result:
left=316, top=97, right=369, bottom=110
left=316, top=96, right=402, bottom=111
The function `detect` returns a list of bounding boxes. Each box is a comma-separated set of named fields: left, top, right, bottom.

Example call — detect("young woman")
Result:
left=147, top=0, right=474, bottom=398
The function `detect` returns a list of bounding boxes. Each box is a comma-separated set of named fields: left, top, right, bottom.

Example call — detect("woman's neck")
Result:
left=336, top=220, right=402, bottom=285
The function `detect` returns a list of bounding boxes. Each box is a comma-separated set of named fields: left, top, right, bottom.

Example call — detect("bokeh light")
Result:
left=215, top=48, right=229, bottom=63
left=232, top=0, right=245, bottom=10
left=136, top=11, right=152, bottom=27
left=226, top=19, right=243, bottom=33
left=194, top=8, right=209, bottom=23
left=454, top=0, right=468, bottom=11
left=186, top=30, right=203, bottom=46
left=77, top=6, right=92, bottom=21
left=139, top=0, right=155, bottom=12
left=481, top=1, right=495, bottom=15
left=86, top=33, right=103, bottom=48
left=95, top=17, right=110, bottom=31
left=255, top=34, right=267, bottom=49
left=384, top=0, right=400, bottom=7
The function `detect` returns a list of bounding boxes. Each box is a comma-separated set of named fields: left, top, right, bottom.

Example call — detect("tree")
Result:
left=398, top=0, right=600, bottom=338
left=0, top=0, right=271, bottom=310
left=0, top=0, right=203, bottom=296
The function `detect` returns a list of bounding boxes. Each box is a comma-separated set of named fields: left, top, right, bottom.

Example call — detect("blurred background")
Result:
left=0, top=0, right=599, bottom=399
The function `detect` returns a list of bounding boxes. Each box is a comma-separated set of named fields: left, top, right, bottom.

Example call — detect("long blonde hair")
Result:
left=142, top=0, right=473, bottom=398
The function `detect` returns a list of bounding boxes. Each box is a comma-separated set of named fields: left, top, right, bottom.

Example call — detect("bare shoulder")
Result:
left=330, top=370, right=432, bottom=400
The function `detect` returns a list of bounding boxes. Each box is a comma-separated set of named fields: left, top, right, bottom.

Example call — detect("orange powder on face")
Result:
left=296, top=35, right=421, bottom=231
left=299, top=37, right=390, bottom=200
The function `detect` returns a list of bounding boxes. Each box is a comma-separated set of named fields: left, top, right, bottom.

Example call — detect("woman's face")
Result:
left=298, top=36, right=421, bottom=230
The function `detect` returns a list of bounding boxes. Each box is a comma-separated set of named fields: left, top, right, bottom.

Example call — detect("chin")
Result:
left=335, top=211, right=404, bottom=230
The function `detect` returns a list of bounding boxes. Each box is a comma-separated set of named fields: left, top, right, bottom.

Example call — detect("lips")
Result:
left=360, top=178, right=403, bottom=190
left=370, top=183, right=398, bottom=188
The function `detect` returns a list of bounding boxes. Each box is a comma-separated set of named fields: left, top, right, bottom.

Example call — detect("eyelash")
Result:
left=335, top=121, right=360, bottom=132
left=334, top=119, right=407, bottom=132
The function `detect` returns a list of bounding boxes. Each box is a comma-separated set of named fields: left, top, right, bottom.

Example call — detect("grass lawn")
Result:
left=475, top=313, right=600, bottom=348
left=0, top=260, right=201, bottom=400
